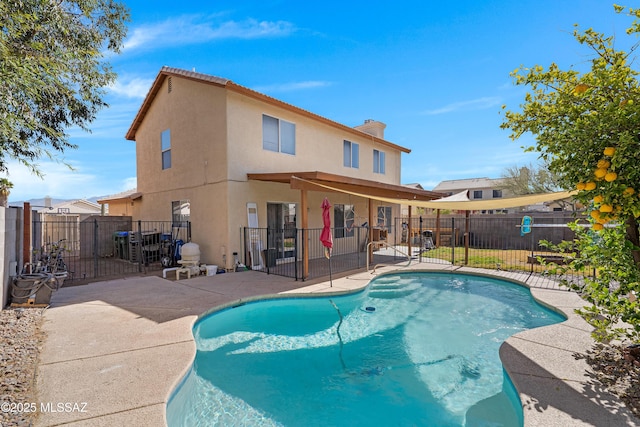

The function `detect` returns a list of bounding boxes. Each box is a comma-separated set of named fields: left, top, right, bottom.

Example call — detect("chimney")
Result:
left=44, top=196, right=52, bottom=209
left=354, top=119, right=386, bottom=139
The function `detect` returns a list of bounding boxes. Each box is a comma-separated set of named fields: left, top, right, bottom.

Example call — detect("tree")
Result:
left=498, top=162, right=578, bottom=210
left=0, top=0, right=130, bottom=177
left=501, top=5, right=640, bottom=343
left=0, top=178, right=13, bottom=208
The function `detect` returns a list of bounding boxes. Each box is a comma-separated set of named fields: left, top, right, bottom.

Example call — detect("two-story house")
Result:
left=124, top=67, right=442, bottom=274
left=432, top=178, right=513, bottom=214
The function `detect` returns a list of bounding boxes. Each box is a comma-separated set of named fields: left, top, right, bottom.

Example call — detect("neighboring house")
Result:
left=122, top=67, right=442, bottom=272
left=34, top=198, right=103, bottom=219
left=32, top=198, right=103, bottom=256
left=432, top=178, right=512, bottom=213
left=97, top=189, right=141, bottom=216
left=432, top=177, right=573, bottom=212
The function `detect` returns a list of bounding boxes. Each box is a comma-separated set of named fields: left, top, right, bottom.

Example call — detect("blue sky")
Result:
left=8, top=0, right=637, bottom=201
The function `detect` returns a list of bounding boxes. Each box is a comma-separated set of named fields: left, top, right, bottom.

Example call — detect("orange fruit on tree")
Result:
left=590, top=210, right=601, bottom=220
left=600, top=204, right=613, bottom=213
left=604, top=147, right=616, bottom=156
left=597, top=159, right=611, bottom=169
left=604, top=172, right=617, bottom=182
left=594, top=168, right=607, bottom=178
left=585, top=182, right=597, bottom=191
left=573, top=84, right=589, bottom=95
left=592, top=223, right=604, bottom=231
left=624, top=187, right=635, bottom=195
left=576, top=182, right=586, bottom=191
left=593, top=195, right=604, bottom=204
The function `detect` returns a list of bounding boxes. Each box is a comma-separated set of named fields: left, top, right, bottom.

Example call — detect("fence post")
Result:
left=294, top=228, right=299, bottom=281
left=451, top=217, right=456, bottom=265
left=266, top=227, right=271, bottom=275
left=137, top=220, right=143, bottom=273
left=419, top=216, right=423, bottom=263
left=93, top=218, right=99, bottom=278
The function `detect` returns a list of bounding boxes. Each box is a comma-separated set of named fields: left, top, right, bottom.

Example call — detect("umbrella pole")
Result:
left=329, top=256, right=333, bottom=287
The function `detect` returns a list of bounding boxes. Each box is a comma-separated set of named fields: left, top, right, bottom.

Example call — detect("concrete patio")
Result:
left=33, top=262, right=639, bottom=426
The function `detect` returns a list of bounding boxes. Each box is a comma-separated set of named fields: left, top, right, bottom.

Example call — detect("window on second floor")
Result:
left=263, top=114, right=296, bottom=155
left=343, top=140, right=359, bottom=168
left=161, top=129, right=171, bottom=170
left=493, top=189, right=503, bottom=198
left=473, top=190, right=483, bottom=199
left=373, top=149, right=386, bottom=174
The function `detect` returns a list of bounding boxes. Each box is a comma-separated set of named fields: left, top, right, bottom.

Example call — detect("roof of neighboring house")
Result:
left=97, top=188, right=141, bottom=204
left=432, top=177, right=504, bottom=192
left=125, top=67, right=411, bottom=154
left=37, top=199, right=102, bottom=214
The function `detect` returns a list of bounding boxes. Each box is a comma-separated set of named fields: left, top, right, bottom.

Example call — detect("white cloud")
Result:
left=422, top=96, right=502, bottom=115
left=109, top=77, right=154, bottom=99
left=123, top=15, right=295, bottom=52
left=5, top=161, right=135, bottom=202
left=253, top=80, right=332, bottom=93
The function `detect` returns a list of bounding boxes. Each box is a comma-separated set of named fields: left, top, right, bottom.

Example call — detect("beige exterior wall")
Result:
left=133, top=73, right=403, bottom=269
left=104, top=200, right=133, bottom=216
left=226, top=91, right=401, bottom=184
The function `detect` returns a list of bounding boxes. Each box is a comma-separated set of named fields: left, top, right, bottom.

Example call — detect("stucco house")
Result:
left=432, top=178, right=513, bottom=214
left=123, top=67, right=442, bottom=274
left=97, top=189, right=140, bottom=217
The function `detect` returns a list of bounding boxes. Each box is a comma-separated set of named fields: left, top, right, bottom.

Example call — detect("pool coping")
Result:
left=33, top=262, right=639, bottom=426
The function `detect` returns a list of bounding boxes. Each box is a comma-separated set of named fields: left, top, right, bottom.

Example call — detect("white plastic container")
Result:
left=206, top=265, right=218, bottom=276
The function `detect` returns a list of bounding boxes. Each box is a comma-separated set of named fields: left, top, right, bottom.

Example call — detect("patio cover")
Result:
left=290, top=176, right=576, bottom=210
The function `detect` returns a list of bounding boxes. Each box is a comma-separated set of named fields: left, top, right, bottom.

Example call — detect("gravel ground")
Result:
left=1, top=307, right=44, bottom=427
left=0, top=307, right=638, bottom=426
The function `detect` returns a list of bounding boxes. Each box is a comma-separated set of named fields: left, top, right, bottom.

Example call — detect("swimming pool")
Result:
left=167, top=272, right=565, bottom=426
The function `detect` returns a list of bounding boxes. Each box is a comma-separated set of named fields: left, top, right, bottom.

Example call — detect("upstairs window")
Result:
left=263, top=114, right=295, bottom=155
left=161, top=129, right=171, bottom=170
left=343, top=140, right=359, bottom=168
left=473, top=190, right=483, bottom=199
left=492, top=189, right=503, bottom=198
left=373, top=149, right=386, bottom=174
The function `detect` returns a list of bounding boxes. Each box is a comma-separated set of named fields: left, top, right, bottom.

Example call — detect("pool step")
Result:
left=367, top=282, right=421, bottom=299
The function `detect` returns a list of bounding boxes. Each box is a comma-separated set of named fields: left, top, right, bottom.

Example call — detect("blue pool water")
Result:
left=167, top=272, right=565, bottom=426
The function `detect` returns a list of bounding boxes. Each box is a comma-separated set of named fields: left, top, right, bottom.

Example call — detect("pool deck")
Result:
left=33, top=261, right=639, bottom=426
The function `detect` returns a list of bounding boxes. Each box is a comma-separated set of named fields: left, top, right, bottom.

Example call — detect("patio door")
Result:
left=267, top=203, right=297, bottom=260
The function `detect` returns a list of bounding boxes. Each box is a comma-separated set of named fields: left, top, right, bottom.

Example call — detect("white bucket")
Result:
left=206, top=265, right=218, bottom=276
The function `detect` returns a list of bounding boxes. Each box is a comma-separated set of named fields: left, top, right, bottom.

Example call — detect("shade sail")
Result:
left=291, top=176, right=576, bottom=210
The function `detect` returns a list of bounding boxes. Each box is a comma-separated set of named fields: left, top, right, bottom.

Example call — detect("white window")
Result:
left=172, top=200, right=190, bottom=226
left=343, top=140, right=359, bottom=168
left=161, top=129, right=171, bottom=170
left=262, top=114, right=295, bottom=155
left=373, top=149, right=386, bottom=174
left=377, top=206, right=392, bottom=231
left=473, top=190, right=483, bottom=199
left=334, top=204, right=355, bottom=238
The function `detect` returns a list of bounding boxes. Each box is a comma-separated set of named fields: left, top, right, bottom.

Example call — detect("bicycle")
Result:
left=22, top=239, right=68, bottom=275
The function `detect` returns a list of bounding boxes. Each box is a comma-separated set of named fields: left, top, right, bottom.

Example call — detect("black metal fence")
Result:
left=242, top=213, right=591, bottom=283
left=242, top=226, right=405, bottom=280
left=29, top=213, right=590, bottom=285
left=29, top=217, right=191, bottom=284
left=393, top=213, right=590, bottom=280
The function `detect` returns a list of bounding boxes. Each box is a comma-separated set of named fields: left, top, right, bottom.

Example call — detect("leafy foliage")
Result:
left=540, top=223, right=640, bottom=343
left=501, top=5, right=640, bottom=343
left=0, top=0, right=129, bottom=176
